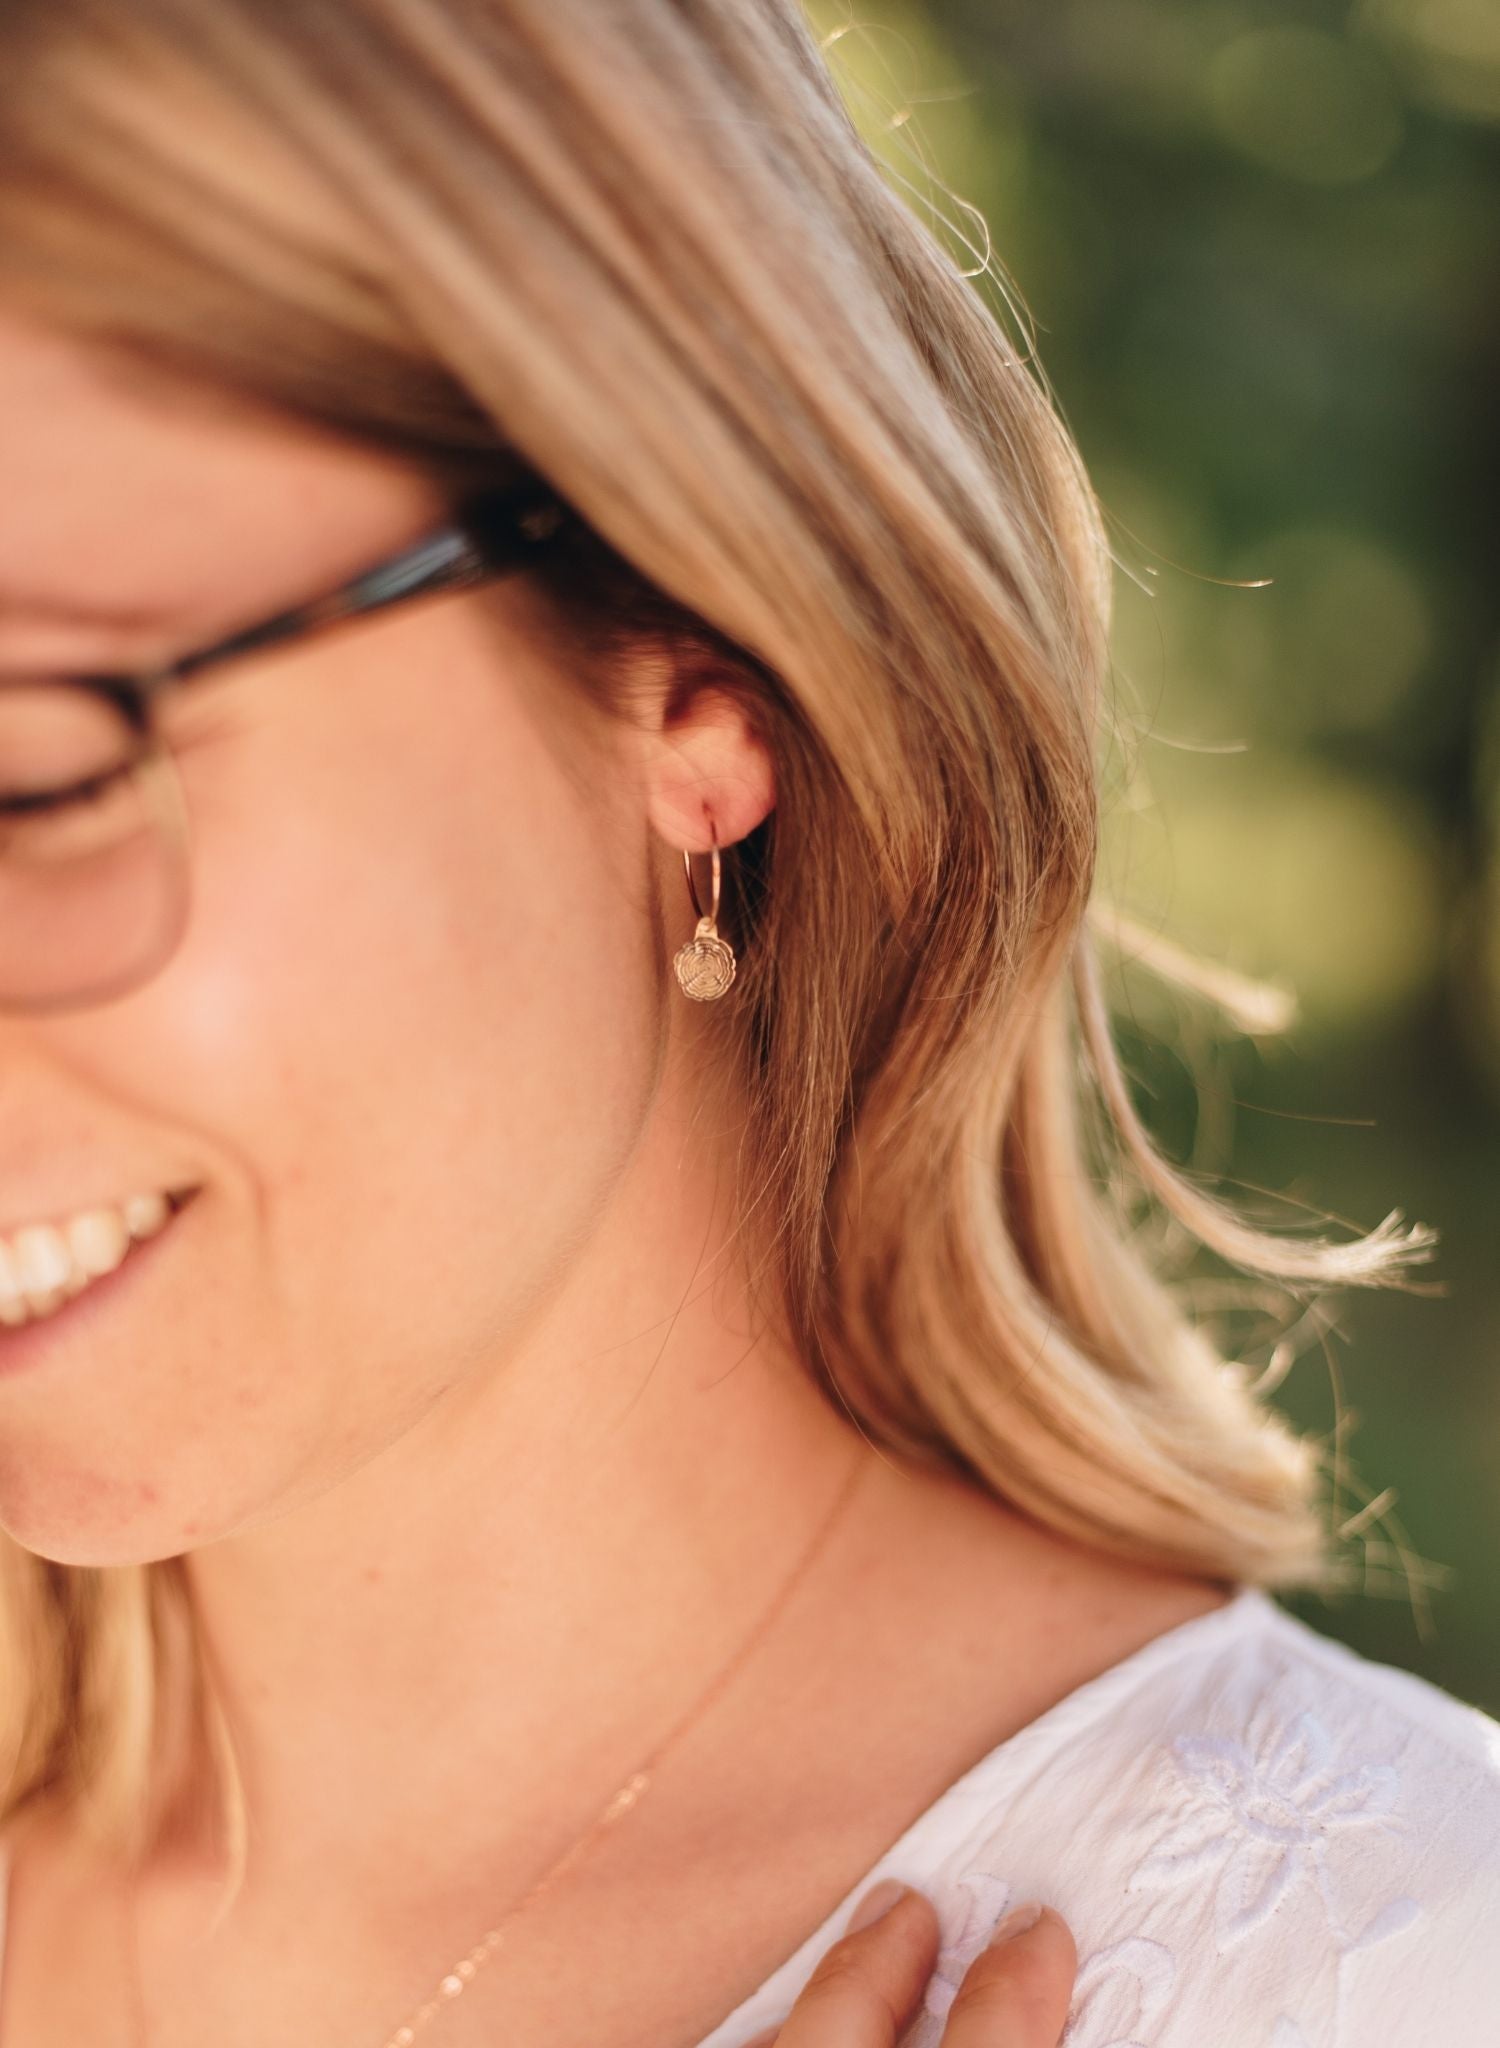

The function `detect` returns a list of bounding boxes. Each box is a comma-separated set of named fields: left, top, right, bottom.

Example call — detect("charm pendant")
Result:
left=674, top=836, right=737, bottom=1001
left=674, top=916, right=737, bottom=1001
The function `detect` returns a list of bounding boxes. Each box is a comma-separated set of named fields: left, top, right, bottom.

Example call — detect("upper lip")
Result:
left=0, top=1184, right=200, bottom=1240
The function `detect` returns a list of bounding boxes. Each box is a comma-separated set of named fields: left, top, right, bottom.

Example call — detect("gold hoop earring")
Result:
left=673, top=825, right=738, bottom=1001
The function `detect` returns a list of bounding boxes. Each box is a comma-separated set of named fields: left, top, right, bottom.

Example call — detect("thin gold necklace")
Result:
left=124, top=1444, right=874, bottom=2047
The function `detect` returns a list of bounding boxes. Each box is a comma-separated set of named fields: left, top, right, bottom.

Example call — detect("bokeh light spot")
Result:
left=1208, top=27, right=1405, bottom=183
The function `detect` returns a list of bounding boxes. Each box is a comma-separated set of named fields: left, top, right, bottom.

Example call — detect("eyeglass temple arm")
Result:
left=121, top=481, right=568, bottom=712
left=157, top=529, right=493, bottom=689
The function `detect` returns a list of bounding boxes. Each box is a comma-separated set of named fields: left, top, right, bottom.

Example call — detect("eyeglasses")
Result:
left=0, top=472, right=572, bottom=1016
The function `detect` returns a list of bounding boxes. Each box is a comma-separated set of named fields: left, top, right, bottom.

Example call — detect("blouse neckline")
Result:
left=695, top=1582, right=1277, bottom=2044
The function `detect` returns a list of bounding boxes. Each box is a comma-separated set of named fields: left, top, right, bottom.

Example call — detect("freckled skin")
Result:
left=0, top=306, right=775, bottom=1573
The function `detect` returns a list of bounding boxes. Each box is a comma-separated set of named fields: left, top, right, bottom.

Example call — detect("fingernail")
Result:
left=990, top=1902, right=1043, bottom=1943
left=847, top=1878, right=909, bottom=1932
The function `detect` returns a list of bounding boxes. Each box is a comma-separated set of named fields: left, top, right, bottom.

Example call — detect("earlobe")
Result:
left=644, top=686, right=776, bottom=853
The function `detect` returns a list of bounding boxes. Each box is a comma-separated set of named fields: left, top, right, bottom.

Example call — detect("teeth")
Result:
left=0, top=1191, right=178, bottom=1331
left=122, top=1191, right=170, bottom=1241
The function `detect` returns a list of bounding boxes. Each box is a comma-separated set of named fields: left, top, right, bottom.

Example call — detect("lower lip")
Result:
left=0, top=1190, right=200, bottom=1381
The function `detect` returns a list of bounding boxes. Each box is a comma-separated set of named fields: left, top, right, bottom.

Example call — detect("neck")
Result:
left=170, top=1087, right=869, bottom=1912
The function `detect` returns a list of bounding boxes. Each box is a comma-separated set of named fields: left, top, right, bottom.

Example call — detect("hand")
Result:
left=739, top=1881, right=1076, bottom=2048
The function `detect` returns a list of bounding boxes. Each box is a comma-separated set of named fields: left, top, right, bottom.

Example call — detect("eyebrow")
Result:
left=2, top=594, right=179, bottom=628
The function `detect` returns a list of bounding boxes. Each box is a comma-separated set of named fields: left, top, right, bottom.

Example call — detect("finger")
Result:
left=940, top=1904, right=1076, bottom=2048
left=752, top=1882, right=941, bottom=2048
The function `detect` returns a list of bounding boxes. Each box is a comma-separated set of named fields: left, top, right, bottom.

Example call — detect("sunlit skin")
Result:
left=0, top=306, right=1223, bottom=2047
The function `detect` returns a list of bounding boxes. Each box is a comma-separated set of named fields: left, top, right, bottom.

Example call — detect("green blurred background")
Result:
left=808, top=0, right=1499, bottom=1710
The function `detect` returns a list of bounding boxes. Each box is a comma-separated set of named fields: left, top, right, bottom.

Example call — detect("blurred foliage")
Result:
left=807, top=0, right=1500, bottom=1709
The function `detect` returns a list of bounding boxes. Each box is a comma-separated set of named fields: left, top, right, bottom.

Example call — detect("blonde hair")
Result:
left=0, top=0, right=1438, bottom=1877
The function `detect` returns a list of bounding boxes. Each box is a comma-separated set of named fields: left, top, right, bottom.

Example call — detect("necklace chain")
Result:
left=124, top=1445, right=874, bottom=2048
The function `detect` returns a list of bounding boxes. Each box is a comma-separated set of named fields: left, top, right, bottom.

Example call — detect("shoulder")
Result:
left=915, top=1590, right=1500, bottom=2048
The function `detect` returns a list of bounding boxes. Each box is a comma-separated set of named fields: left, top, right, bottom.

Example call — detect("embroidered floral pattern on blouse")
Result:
left=1127, top=1708, right=1411, bottom=1949
left=903, top=1702, right=1427, bottom=2048
left=919, top=1880, right=1175, bottom=2048
left=1125, top=1704, right=1422, bottom=2044
left=921, top=1869, right=1014, bottom=2021
left=1059, top=1936, right=1175, bottom=2048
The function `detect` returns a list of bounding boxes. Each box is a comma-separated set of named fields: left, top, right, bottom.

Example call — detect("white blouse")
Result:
left=1, top=1588, right=1496, bottom=2045
left=696, top=1587, right=1500, bottom=2048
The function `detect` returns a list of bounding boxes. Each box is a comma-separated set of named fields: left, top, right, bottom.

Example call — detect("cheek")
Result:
left=104, top=649, right=661, bottom=1524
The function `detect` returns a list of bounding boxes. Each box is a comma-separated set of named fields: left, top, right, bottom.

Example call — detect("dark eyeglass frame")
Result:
left=38, top=470, right=574, bottom=747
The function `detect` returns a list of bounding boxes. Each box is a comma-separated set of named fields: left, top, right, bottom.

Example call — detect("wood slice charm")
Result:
left=674, top=916, right=737, bottom=1001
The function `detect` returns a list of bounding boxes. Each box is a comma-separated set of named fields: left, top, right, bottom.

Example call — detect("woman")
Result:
left=0, top=2, right=1494, bottom=2044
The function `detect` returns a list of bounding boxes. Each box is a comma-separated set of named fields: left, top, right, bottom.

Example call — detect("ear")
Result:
left=643, top=682, right=775, bottom=852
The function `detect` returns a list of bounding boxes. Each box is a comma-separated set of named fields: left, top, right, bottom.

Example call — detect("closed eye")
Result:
left=0, top=764, right=134, bottom=816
